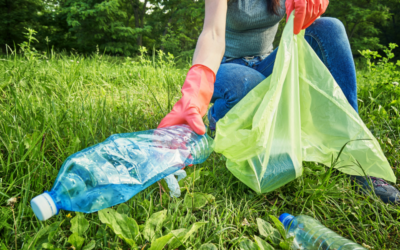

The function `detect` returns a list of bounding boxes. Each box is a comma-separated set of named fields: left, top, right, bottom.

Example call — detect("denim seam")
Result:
left=304, top=32, right=330, bottom=71
left=258, top=59, right=275, bottom=75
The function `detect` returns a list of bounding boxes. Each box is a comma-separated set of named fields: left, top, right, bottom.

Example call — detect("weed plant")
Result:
left=0, top=37, right=399, bottom=249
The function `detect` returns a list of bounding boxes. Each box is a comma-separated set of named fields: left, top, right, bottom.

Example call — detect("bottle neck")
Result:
left=186, top=133, right=214, bottom=165
left=46, top=190, right=62, bottom=214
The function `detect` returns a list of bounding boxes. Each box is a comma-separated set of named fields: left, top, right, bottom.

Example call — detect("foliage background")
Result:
left=1, top=0, right=400, bottom=57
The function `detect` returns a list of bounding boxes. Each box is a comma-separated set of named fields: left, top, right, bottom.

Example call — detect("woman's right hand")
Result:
left=286, top=0, right=329, bottom=34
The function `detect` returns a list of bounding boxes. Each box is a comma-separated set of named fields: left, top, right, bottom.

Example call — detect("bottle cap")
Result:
left=31, top=192, right=57, bottom=221
left=279, top=213, right=295, bottom=230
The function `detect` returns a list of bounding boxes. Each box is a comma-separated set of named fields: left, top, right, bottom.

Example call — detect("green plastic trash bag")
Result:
left=214, top=13, right=396, bottom=194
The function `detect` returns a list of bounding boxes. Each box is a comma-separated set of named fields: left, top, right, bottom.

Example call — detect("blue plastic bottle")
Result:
left=279, top=213, right=367, bottom=250
left=31, top=125, right=213, bottom=221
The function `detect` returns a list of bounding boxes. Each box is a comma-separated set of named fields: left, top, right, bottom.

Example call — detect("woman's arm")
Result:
left=192, top=0, right=227, bottom=74
left=158, top=0, right=227, bottom=134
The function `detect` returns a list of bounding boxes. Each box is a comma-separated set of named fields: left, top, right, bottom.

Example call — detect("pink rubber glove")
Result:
left=286, top=0, right=329, bottom=35
left=158, top=64, right=215, bottom=135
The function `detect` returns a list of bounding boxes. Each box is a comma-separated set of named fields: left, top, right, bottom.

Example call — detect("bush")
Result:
left=358, top=43, right=400, bottom=115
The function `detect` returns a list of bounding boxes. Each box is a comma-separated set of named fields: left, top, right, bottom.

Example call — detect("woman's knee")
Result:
left=305, top=17, right=352, bottom=65
left=308, top=17, right=347, bottom=39
left=212, top=63, right=265, bottom=107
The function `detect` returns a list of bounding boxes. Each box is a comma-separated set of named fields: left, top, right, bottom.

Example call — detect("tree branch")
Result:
left=140, top=0, right=148, bottom=28
left=349, top=20, right=363, bottom=41
left=161, top=9, right=176, bottom=51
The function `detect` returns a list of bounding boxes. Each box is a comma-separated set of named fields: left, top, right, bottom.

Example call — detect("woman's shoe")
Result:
left=351, top=175, right=400, bottom=204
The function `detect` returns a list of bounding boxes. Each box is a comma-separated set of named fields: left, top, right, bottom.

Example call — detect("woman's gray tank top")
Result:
left=225, top=0, right=286, bottom=58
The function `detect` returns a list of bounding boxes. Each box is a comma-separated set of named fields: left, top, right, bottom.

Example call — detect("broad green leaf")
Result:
left=98, top=208, right=121, bottom=228
left=22, top=221, right=62, bottom=250
left=205, top=194, right=215, bottom=203
left=0, top=242, right=8, bottom=250
left=199, top=243, right=218, bottom=250
left=254, top=236, right=275, bottom=250
left=184, top=192, right=209, bottom=209
left=98, top=208, right=139, bottom=247
left=47, top=221, right=64, bottom=243
left=148, top=233, right=174, bottom=250
left=82, top=240, right=96, bottom=250
left=239, top=238, right=260, bottom=250
left=168, top=228, right=188, bottom=250
left=38, top=222, right=62, bottom=246
left=117, top=203, right=130, bottom=215
left=42, top=244, right=61, bottom=250
left=68, top=233, right=85, bottom=250
left=143, top=210, right=167, bottom=242
left=279, top=241, right=291, bottom=250
left=182, top=222, right=208, bottom=243
left=168, top=222, right=208, bottom=249
left=47, top=231, right=57, bottom=243
left=256, top=218, right=280, bottom=245
left=42, top=243, right=54, bottom=249
left=70, top=213, right=89, bottom=236
left=124, top=217, right=140, bottom=244
left=268, top=215, right=286, bottom=239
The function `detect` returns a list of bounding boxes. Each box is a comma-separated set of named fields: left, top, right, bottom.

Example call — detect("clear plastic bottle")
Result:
left=279, top=213, right=367, bottom=250
left=31, top=125, right=214, bottom=221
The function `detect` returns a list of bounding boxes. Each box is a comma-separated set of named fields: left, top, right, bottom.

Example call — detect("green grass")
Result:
left=0, top=50, right=399, bottom=250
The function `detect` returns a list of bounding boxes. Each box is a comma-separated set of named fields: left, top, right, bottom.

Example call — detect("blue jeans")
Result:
left=208, top=17, right=358, bottom=129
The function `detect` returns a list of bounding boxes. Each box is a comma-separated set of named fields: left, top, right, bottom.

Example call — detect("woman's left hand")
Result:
left=285, top=0, right=329, bottom=35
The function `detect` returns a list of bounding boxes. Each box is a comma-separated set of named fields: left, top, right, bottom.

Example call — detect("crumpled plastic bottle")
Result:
left=279, top=213, right=367, bottom=250
left=31, top=125, right=213, bottom=221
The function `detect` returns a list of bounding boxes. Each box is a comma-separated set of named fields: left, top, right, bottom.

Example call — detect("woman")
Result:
left=158, top=0, right=399, bottom=204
